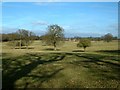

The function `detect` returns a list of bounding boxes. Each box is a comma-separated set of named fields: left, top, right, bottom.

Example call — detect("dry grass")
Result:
left=1, top=40, right=118, bottom=57
left=2, top=40, right=120, bottom=88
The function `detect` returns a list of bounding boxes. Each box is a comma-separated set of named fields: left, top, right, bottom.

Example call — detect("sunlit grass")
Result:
left=2, top=52, right=120, bottom=88
left=1, top=40, right=118, bottom=57
left=2, top=40, right=120, bottom=88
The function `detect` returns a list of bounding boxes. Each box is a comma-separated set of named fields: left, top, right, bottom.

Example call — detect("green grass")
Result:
left=0, top=41, right=118, bottom=56
left=2, top=52, right=120, bottom=88
left=2, top=40, right=118, bottom=55
left=1, top=40, right=120, bottom=88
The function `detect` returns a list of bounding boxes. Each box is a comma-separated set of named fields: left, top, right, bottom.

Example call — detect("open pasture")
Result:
left=1, top=40, right=118, bottom=56
left=1, top=40, right=120, bottom=88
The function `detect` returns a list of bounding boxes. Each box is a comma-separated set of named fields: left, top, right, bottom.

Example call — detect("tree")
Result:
left=77, top=39, right=91, bottom=52
left=17, top=29, right=35, bottom=49
left=103, top=33, right=113, bottom=42
left=43, top=24, right=64, bottom=50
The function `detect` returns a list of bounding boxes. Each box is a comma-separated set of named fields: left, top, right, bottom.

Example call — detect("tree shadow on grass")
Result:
left=43, top=48, right=60, bottom=51
left=72, top=50, right=84, bottom=52
left=71, top=53, right=120, bottom=80
left=2, top=53, right=65, bottom=89
left=96, top=50, right=120, bottom=55
left=75, top=53, right=120, bottom=64
left=25, top=68, right=64, bottom=88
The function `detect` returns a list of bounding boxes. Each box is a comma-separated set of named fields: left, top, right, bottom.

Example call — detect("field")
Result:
left=1, top=40, right=120, bottom=88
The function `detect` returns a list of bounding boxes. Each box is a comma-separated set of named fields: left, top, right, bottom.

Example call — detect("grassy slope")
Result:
left=1, top=40, right=120, bottom=88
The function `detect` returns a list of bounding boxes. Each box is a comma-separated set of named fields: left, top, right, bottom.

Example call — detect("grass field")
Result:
left=1, top=40, right=118, bottom=56
left=1, top=40, right=120, bottom=88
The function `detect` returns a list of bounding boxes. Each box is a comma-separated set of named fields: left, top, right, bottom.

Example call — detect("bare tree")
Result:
left=17, top=29, right=35, bottom=49
left=42, top=24, right=64, bottom=50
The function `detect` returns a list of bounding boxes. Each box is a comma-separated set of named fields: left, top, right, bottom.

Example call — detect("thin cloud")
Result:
left=33, top=2, right=68, bottom=6
left=31, top=21, right=49, bottom=26
left=62, top=25, right=71, bottom=29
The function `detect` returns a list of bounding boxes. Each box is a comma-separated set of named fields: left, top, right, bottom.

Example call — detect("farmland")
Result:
left=1, top=40, right=120, bottom=88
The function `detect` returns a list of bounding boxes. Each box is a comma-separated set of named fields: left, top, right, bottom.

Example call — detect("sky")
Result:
left=2, top=2, right=118, bottom=37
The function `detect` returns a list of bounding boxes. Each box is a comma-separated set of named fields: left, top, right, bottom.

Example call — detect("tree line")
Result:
left=1, top=24, right=118, bottom=51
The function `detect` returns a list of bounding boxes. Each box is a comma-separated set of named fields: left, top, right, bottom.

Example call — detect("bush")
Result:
left=77, top=39, right=91, bottom=52
left=103, top=33, right=113, bottom=42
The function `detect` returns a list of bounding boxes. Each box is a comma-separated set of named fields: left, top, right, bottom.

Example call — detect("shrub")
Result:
left=77, top=39, right=91, bottom=52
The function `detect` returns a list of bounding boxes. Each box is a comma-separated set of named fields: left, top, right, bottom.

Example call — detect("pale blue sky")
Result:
left=2, top=2, right=118, bottom=37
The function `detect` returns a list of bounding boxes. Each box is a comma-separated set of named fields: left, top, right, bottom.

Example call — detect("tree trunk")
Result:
left=13, top=39, right=15, bottom=49
left=19, top=34, right=21, bottom=49
left=53, top=42, right=57, bottom=50
left=26, top=44, right=28, bottom=49
left=20, top=39, right=21, bottom=49
left=54, top=46, right=56, bottom=51
left=26, top=41, right=28, bottom=49
left=84, top=47, right=86, bottom=52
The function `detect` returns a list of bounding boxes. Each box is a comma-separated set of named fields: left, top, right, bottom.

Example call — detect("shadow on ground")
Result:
left=72, top=50, right=84, bottom=52
left=2, top=53, right=65, bottom=89
left=71, top=53, right=120, bottom=80
left=96, top=50, right=120, bottom=54
left=2, top=52, right=120, bottom=88
left=43, top=48, right=60, bottom=51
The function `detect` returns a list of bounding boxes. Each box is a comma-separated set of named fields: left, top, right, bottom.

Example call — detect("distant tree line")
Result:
left=65, top=35, right=118, bottom=42
left=1, top=32, right=118, bottom=43
left=1, top=31, right=39, bottom=42
left=1, top=24, right=118, bottom=51
left=1, top=29, right=39, bottom=49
